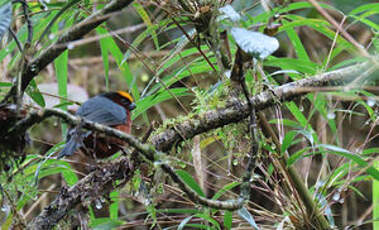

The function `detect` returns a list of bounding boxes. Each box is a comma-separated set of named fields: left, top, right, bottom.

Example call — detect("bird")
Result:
left=58, top=91, right=136, bottom=159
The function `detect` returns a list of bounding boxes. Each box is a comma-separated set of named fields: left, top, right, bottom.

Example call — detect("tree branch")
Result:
left=151, top=60, right=376, bottom=151
left=28, top=158, right=133, bottom=230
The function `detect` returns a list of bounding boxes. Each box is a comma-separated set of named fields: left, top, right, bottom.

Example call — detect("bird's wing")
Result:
left=76, top=96, right=127, bottom=125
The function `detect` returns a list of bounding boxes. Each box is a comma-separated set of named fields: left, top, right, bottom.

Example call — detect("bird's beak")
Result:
left=128, top=103, right=136, bottom=111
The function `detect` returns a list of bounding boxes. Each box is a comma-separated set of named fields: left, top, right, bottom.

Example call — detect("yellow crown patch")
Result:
left=117, top=91, right=134, bottom=102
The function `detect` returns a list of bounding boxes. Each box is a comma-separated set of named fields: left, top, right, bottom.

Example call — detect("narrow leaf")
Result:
left=133, top=2, right=159, bottom=50
left=373, top=161, right=379, bottom=229
left=281, top=130, right=298, bottom=153
left=176, top=169, right=205, bottom=197
left=25, top=79, right=46, bottom=107
left=212, top=182, right=241, bottom=200
left=318, top=144, right=379, bottom=180
left=224, top=211, right=232, bottom=229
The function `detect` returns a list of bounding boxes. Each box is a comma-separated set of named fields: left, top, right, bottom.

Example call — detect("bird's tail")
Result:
left=58, top=128, right=88, bottom=159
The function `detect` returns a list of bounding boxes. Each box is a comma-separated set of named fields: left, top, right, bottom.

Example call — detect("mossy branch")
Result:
left=151, top=60, right=376, bottom=151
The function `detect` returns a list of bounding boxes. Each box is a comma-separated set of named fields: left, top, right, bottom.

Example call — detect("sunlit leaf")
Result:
left=109, top=191, right=119, bottom=219
left=373, top=161, right=379, bottom=229
left=212, top=181, right=241, bottom=200
left=176, top=169, right=205, bottom=197
left=132, top=88, right=190, bottom=119
left=0, top=82, right=12, bottom=87
left=224, top=210, right=232, bottom=229
left=194, top=213, right=221, bottom=229
left=281, top=130, right=298, bottom=154
left=25, top=79, right=46, bottom=107
left=133, top=2, right=159, bottom=51
left=318, top=144, right=379, bottom=180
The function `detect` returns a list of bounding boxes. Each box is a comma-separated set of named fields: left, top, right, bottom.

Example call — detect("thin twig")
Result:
left=8, top=28, right=23, bottom=53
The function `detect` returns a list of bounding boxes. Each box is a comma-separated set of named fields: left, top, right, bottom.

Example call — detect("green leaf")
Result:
left=328, top=57, right=368, bottom=71
left=54, top=49, right=68, bottom=135
left=269, top=118, right=301, bottom=128
left=0, top=11, right=56, bottom=62
left=0, top=82, right=12, bottom=87
left=109, top=191, right=119, bottom=219
left=280, top=16, right=355, bottom=54
left=308, top=94, right=337, bottom=141
left=349, top=3, right=379, bottom=15
left=62, top=168, right=78, bottom=186
left=252, top=2, right=336, bottom=25
left=362, top=147, right=379, bottom=155
left=281, top=130, right=298, bottom=153
left=122, top=22, right=162, bottom=61
left=194, top=213, right=221, bottom=229
left=282, top=21, right=310, bottom=62
left=91, top=218, right=125, bottom=230
left=212, top=182, right=241, bottom=200
left=286, top=147, right=311, bottom=166
left=286, top=101, right=309, bottom=128
left=297, top=129, right=315, bottom=146
left=176, top=169, right=205, bottom=197
left=146, top=55, right=212, bottom=97
left=373, top=161, right=379, bottom=229
left=318, top=144, right=379, bottom=180
left=146, top=203, right=158, bottom=228
left=154, top=29, right=198, bottom=79
left=158, top=208, right=201, bottom=215
left=133, top=2, right=159, bottom=50
left=265, top=57, right=319, bottom=76
left=96, top=27, right=140, bottom=101
left=25, top=79, right=46, bottom=107
left=132, top=88, right=190, bottom=119
left=224, top=211, right=232, bottom=230
left=351, top=15, right=378, bottom=31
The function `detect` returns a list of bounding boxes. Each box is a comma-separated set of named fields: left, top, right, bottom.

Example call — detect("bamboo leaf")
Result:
left=176, top=169, right=205, bottom=197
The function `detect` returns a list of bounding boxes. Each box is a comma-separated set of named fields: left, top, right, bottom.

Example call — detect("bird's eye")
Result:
left=121, top=98, right=128, bottom=104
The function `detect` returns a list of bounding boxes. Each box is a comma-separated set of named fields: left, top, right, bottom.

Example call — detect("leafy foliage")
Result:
left=0, top=0, right=378, bottom=229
